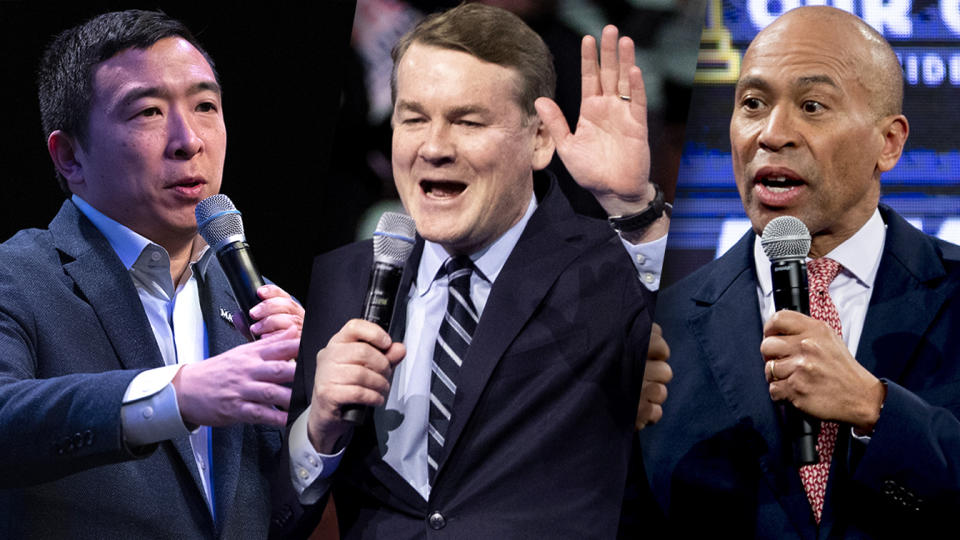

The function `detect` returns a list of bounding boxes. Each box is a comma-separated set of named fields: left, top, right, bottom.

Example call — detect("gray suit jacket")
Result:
left=0, top=200, right=287, bottom=539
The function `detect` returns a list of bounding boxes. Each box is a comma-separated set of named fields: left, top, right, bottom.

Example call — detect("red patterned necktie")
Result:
left=800, top=257, right=843, bottom=524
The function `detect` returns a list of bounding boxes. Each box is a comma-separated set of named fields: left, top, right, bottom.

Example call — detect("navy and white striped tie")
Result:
left=428, top=256, right=477, bottom=484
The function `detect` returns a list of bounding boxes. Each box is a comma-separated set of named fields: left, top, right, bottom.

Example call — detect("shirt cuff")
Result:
left=850, top=426, right=872, bottom=444
left=620, top=233, right=668, bottom=291
left=121, top=364, right=192, bottom=447
left=288, top=405, right=348, bottom=505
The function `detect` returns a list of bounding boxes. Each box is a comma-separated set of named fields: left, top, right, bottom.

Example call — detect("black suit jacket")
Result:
left=639, top=205, right=960, bottom=538
left=289, top=175, right=649, bottom=539
left=0, top=200, right=289, bottom=539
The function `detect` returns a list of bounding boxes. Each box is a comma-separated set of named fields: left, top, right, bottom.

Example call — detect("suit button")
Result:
left=428, top=511, right=446, bottom=530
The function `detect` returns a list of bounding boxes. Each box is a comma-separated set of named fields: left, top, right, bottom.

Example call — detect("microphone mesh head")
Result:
left=195, top=194, right=246, bottom=250
left=761, top=216, right=811, bottom=261
left=373, top=212, right=416, bottom=266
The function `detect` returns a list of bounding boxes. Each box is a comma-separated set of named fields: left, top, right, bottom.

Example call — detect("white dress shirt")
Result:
left=754, top=209, right=886, bottom=441
left=72, top=195, right=216, bottom=515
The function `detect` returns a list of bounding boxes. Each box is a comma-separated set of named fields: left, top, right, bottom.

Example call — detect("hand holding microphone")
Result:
left=306, top=212, right=416, bottom=454
left=760, top=216, right=887, bottom=465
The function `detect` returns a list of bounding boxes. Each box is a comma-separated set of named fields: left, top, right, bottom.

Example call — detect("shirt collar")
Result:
left=416, top=192, right=538, bottom=296
left=754, top=208, right=886, bottom=296
left=71, top=194, right=212, bottom=275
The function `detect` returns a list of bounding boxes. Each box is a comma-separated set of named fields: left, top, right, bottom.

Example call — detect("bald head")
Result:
left=746, top=6, right=903, bottom=119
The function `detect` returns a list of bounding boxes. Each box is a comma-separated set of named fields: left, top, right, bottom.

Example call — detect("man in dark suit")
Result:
left=286, top=4, right=666, bottom=538
left=640, top=6, right=960, bottom=537
left=0, top=10, right=303, bottom=538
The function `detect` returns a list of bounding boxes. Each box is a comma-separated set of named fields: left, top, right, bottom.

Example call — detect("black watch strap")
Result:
left=607, top=183, right=671, bottom=233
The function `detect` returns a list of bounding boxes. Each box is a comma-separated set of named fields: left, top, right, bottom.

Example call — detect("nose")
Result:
left=757, top=105, right=797, bottom=152
left=166, top=106, right=203, bottom=160
left=418, top=122, right=455, bottom=166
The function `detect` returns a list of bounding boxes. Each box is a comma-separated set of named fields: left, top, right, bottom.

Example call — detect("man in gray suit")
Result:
left=0, top=10, right=303, bottom=538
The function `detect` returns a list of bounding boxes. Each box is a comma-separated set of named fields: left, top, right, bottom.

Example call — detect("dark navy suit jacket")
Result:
left=639, top=205, right=960, bottom=538
left=288, top=175, right=649, bottom=539
left=0, top=200, right=289, bottom=539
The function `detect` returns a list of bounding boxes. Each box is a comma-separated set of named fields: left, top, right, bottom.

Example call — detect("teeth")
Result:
left=767, top=185, right=792, bottom=193
left=764, top=176, right=787, bottom=183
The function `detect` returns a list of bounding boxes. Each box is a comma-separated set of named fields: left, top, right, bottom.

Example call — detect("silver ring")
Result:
left=618, top=94, right=631, bottom=102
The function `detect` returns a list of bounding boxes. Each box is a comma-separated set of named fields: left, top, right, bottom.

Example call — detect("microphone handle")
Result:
left=771, top=260, right=820, bottom=466
left=342, top=262, right=404, bottom=424
left=217, top=241, right=266, bottom=331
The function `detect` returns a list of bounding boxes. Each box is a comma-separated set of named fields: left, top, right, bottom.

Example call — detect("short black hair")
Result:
left=37, top=10, right=218, bottom=193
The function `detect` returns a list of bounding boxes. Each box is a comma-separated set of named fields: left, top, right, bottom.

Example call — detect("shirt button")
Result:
left=644, top=273, right=655, bottom=283
left=298, top=468, right=310, bottom=480
left=428, top=511, right=446, bottom=530
left=142, top=406, right=154, bottom=419
left=150, top=251, right=161, bottom=262
left=307, top=455, right=318, bottom=467
left=636, top=253, right=646, bottom=264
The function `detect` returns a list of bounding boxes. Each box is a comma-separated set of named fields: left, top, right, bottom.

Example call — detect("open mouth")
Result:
left=757, top=175, right=804, bottom=193
left=421, top=180, right=467, bottom=199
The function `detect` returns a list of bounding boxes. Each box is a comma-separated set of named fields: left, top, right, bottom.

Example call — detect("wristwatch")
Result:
left=607, top=183, right=671, bottom=233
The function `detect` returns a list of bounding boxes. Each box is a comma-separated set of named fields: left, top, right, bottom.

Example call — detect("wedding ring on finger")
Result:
left=618, top=94, right=631, bottom=102
left=768, top=360, right=778, bottom=381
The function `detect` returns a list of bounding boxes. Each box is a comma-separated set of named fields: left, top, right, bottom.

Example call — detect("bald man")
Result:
left=638, top=6, right=960, bottom=537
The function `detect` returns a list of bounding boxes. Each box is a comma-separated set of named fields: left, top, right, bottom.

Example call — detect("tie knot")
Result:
left=807, top=257, right=842, bottom=292
left=443, top=256, right=473, bottom=290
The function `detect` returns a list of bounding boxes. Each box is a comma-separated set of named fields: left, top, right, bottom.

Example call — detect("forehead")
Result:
left=91, top=37, right=218, bottom=101
left=394, top=43, right=523, bottom=113
left=738, top=18, right=867, bottom=97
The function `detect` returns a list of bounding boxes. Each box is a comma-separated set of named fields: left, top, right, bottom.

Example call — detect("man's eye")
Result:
left=457, top=120, right=483, bottom=127
left=139, top=107, right=162, bottom=118
left=802, top=101, right=825, bottom=113
left=196, top=102, right=218, bottom=113
left=741, top=97, right=763, bottom=110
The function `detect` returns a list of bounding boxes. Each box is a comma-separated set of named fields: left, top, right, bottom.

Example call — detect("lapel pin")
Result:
left=219, top=307, right=235, bottom=327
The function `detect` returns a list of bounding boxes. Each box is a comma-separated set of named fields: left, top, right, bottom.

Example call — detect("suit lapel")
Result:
left=198, top=257, right=251, bottom=532
left=436, top=178, right=586, bottom=474
left=689, top=231, right=815, bottom=536
left=857, top=207, right=951, bottom=379
left=49, top=201, right=165, bottom=372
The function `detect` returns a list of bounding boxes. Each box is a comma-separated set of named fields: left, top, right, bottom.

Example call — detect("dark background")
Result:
left=0, top=1, right=357, bottom=300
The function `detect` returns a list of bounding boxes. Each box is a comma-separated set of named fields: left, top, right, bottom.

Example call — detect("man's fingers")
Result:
left=599, top=25, right=620, bottom=96
left=329, top=319, right=393, bottom=350
left=618, top=35, right=636, bottom=97
left=580, top=34, right=601, bottom=99
left=256, top=283, right=292, bottom=301
left=763, top=309, right=814, bottom=337
left=628, top=66, right=648, bottom=120
left=255, top=335, right=301, bottom=363
left=251, top=358, right=297, bottom=384
left=237, top=402, right=288, bottom=427
left=644, top=359, right=673, bottom=385
left=251, top=314, right=303, bottom=337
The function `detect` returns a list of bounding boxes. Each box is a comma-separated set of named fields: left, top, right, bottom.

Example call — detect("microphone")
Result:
left=761, top=216, right=819, bottom=466
left=341, top=211, right=416, bottom=424
left=195, top=194, right=266, bottom=334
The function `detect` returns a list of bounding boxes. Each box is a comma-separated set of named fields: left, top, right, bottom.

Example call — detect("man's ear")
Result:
left=47, top=130, right=86, bottom=190
left=531, top=118, right=556, bottom=171
left=876, top=114, right=909, bottom=173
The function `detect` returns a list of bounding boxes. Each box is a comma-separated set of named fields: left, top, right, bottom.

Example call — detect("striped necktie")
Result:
left=428, top=256, right=478, bottom=484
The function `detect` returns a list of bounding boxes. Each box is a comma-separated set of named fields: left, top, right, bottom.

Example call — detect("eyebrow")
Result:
left=394, top=100, right=490, bottom=117
left=735, top=74, right=840, bottom=95
left=119, top=81, right=222, bottom=107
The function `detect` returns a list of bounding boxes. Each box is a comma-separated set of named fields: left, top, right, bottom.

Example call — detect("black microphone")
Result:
left=761, top=216, right=819, bottom=466
left=342, top=211, right=416, bottom=424
left=195, top=194, right=266, bottom=334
